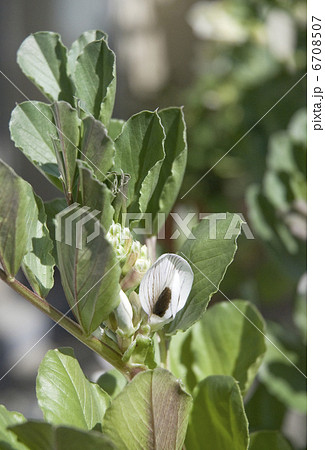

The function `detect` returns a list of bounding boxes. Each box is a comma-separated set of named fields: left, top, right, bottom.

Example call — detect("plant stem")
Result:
left=0, top=268, right=136, bottom=380
left=158, top=331, right=170, bottom=369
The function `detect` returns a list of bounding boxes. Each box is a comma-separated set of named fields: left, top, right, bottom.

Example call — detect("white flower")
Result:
left=139, top=253, right=194, bottom=329
left=115, top=290, right=134, bottom=336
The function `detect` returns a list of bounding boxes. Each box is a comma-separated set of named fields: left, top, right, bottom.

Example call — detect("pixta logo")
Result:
left=55, top=203, right=101, bottom=249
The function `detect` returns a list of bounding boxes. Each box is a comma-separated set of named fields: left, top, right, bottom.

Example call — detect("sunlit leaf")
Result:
left=147, top=107, right=188, bottom=234
left=17, top=31, right=73, bottom=102
left=68, top=30, right=108, bottom=76
left=73, top=40, right=116, bottom=127
left=36, top=348, right=110, bottom=429
left=113, top=110, right=165, bottom=216
left=102, top=369, right=192, bottom=449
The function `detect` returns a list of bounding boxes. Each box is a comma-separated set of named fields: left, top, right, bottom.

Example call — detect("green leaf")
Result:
left=10, top=101, right=61, bottom=189
left=77, top=161, right=115, bottom=231
left=113, top=110, right=165, bottom=214
left=102, top=369, right=192, bottom=450
left=0, top=160, right=38, bottom=276
left=56, top=208, right=120, bottom=335
left=107, top=118, right=125, bottom=140
left=52, top=102, right=81, bottom=195
left=0, top=405, right=27, bottom=450
left=44, top=198, right=67, bottom=264
left=97, top=368, right=127, bottom=398
left=22, top=195, right=55, bottom=297
left=73, top=40, right=116, bottom=127
left=10, top=422, right=114, bottom=450
left=36, top=348, right=110, bottom=430
left=259, top=324, right=307, bottom=413
left=170, top=300, right=266, bottom=394
left=245, top=382, right=287, bottom=431
left=79, top=115, right=115, bottom=181
left=249, top=431, right=292, bottom=450
left=148, top=107, right=187, bottom=234
left=166, top=213, right=242, bottom=334
left=17, top=31, right=73, bottom=102
left=68, top=30, right=108, bottom=76
left=185, top=376, right=249, bottom=450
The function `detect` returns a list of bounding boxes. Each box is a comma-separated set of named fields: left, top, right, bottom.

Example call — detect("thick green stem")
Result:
left=0, top=268, right=137, bottom=380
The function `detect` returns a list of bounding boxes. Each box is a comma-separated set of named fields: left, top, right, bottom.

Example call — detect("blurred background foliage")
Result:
left=0, top=0, right=306, bottom=448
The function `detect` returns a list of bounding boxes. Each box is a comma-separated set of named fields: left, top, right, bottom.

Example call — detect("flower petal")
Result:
left=115, top=290, right=134, bottom=334
left=139, top=253, right=193, bottom=320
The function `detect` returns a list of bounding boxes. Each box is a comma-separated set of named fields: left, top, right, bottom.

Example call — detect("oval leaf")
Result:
left=102, top=368, right=192, bottom=449
left=68, top=30, right=108, bottom=76
left=170, top=300, right=266, bottom=394
left=36, top=348, right=110, bottom=430
left=17, top=31, right=73, bottom=102
left=79, top=115, right=115, bottom=181
left=52, top=102, right=81, bottom=195
left=166, top=212, right=242, bottom=334
left=55, top=206, right=120, bottom=335
left=0, top=160, right=39, bottom=276
left=147, top=107, right=188, bottom=234
left=22, top=195, right=55, bottom=297
left=73, top=40, right=116, bottom=127
left=113, top=110, right=165, bottom=214
left=77, top=161, right=115, bottom=231
left=185, top=376, right=249, bottom=450
left=10, top=101, right=62, bottom=188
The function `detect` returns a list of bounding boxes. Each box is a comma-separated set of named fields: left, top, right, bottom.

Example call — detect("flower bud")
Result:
left=107, top=222, right=132, bottom=261
left=114, top=290, right=135, bottom=337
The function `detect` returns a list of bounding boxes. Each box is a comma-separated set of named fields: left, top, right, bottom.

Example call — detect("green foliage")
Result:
left=56, top=213, right=121, bottom=335
left=0, top=26, right=296, bottom=449
left=0, top=405, right=27, bottom=450
left=97, top=369, right=127, bottom=398
left=249, top=431, right=292, bottom=450
left=166, top=213, right=241, bottom=334
left=148, top=108, right=188, bottom=234
left=9, top=422, right=114, bottom=450
left=170, top=300, right=266, bottom=395
left=0, top=161, right=40, bottom=277
left=73, top=39, right=116, bottom=127
left=185, top=376, right=249, bottom=450
left=259, top=324, right=307, bottom=413
left=17, top=32, right=73, bottom=102
left=102, top=369, right=192, bottom=449
left=113, top=110, right=166, bottom=214
left=22, top=195, right=55, bottom=298
left=10, top=101, right=62, bottom=189
left=36, top=348, right=110, bottom=429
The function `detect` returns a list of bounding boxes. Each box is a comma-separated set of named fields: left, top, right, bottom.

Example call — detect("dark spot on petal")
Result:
left=153, top=287, right=172, bottom=317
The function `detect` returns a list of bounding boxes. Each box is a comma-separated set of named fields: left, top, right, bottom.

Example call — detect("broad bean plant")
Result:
left=0, top=31, right=291, bottom=449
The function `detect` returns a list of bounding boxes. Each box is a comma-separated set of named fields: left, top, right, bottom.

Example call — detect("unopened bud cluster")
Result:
left=107, top=221, right=151, bottom=289
left=105, top=222, right=151, bottom=348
